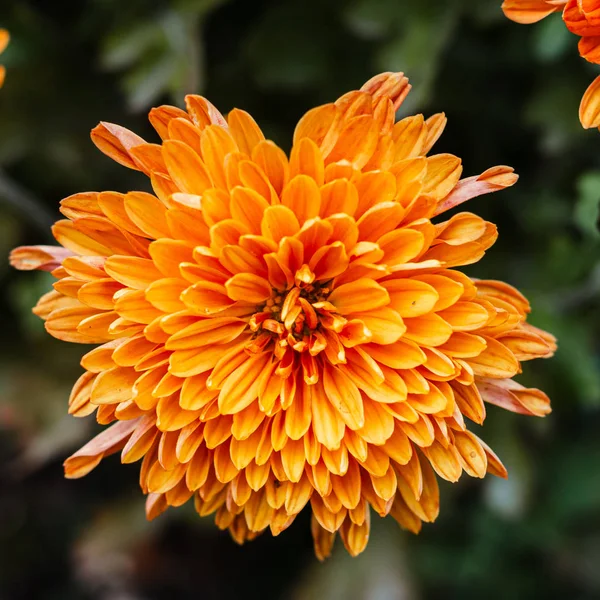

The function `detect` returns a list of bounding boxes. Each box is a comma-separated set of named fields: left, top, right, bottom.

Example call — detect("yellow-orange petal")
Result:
left=225, top=273, right=272, bottom=303
left=218, top=353, right=273, bottom=414
left=469, top=337, right=520, bottom=378
left=328, top=278, right=390, bottom=315
left=392, top=115, right=427, bottom=161
left=230, top=186, right=270, bottom=234
left=149, top=105, right=190, bottom=139
left=384, top=279, right=439, bottom=318
left=347, top=308, right=406, bottom=345
left=252, top=141, right=289, bottom=196
left=124, top=191, right=170, bottom=239
left=181, top=281, right=235, bottom=315
left=162, top=139, right=212, bottom=195
left=423, top=154, right=463, bottom=200
left=104, top=256, right=162, bottom=290
left=227, top=108, right=265, bottom=156
left=289, top=137, right=325, bottom=187
left=165, top=317, right=247, bottom=350
left=281, top=175, right=321, bottom=224
left=261, top=205, right=300, bottom=243
left=323, top=363, right=365, bottom=430
left=293, top=103, right=341, bottom=157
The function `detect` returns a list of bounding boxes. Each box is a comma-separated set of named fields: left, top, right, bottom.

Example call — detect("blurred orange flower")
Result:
left=502, top=0, right=600, bottom=129
left=501, top=0, right=564, bottom=24
left=0, top=29, right=9, bottom=88
left=10, top=73, right=555, bottom=558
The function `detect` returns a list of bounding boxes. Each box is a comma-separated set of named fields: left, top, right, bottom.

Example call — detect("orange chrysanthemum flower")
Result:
left=0, top=29, right=9, bottom=88
left=502, top=0, right=600, bottom=128
left=10, top=73, right=555, bottom=559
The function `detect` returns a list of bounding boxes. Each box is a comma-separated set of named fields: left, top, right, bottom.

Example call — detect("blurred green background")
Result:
left=1, top=0, right=600, bottom=598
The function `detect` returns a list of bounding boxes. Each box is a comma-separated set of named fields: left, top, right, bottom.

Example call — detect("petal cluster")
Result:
left=502, top=0, right=600, bottom=128
left=10, top=72, right=555, bottom=558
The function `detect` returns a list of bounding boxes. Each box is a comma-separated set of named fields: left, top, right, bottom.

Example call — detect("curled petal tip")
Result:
left=434, top=165, right=518, bottom=216
left=9, top=245, right=74, bottom=271
left=360, top=72, right=411, bottom=111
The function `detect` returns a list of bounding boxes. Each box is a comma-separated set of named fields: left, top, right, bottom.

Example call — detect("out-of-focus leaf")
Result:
left=376, top=7, right=456, bottom=110
left=468, top=0, right=512, bottom=24
left=574, top=172, right=600, bottom=239
left=123, top=54, right=178, bottom=112
left=9, top=271, right=54, bottom=339
left=344, top=0, right=398, bottom=40
left=100, top=9, right=207, bottom=110
left=483, top=417, right=533, bottom=519
left=12, top=414, right=89, bottom=474
left=548, top=442, right=600, bottom=520
left=174, top=0, right=229, bottom=12
left=525, top=75, right=583, bottom=152
left=246, top=4, right=332, bottom=90
left=543, top=312, right=600, bottom=406
left=534, top=14, right=571, bottom=63
left=100, top=22, right=162, bottom=71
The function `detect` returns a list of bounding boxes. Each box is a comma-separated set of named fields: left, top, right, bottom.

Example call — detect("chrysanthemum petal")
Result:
left=124, top=191, right=170, bottom=239
left=91, top=122, right=146, bottom=171
left=10, top=245, right=74, bottom=272
left=105, top=256, right=162, bottom=289
left=181, top=281, right=235, bottom=315
left=434, top=166, right=518, bottom=216
left=227, top=109, right=265, bottom=155
left=65, top=419, right=139, bottom=478
left=328, top=279, right=390, bottom=314
left=293, top=103, right=341, bottom=156
left=163, top=139, right=212, bottom=195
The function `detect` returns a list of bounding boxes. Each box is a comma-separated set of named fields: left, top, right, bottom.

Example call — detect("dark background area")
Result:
left=1, top=0, right=600, bottom=598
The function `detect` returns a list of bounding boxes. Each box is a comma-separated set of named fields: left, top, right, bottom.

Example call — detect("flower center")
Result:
left=247, top=277, right=345, bottom=360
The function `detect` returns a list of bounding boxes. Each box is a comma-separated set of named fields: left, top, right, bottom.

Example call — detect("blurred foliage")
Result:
left=1, top=0, right=600, bottom=599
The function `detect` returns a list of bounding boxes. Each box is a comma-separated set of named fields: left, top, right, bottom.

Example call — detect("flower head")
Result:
left=503, top=0, right=600, bottom=62
left=502, top=0, right=600, bottom=128
left=10, top=72, right=555, bottom=558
